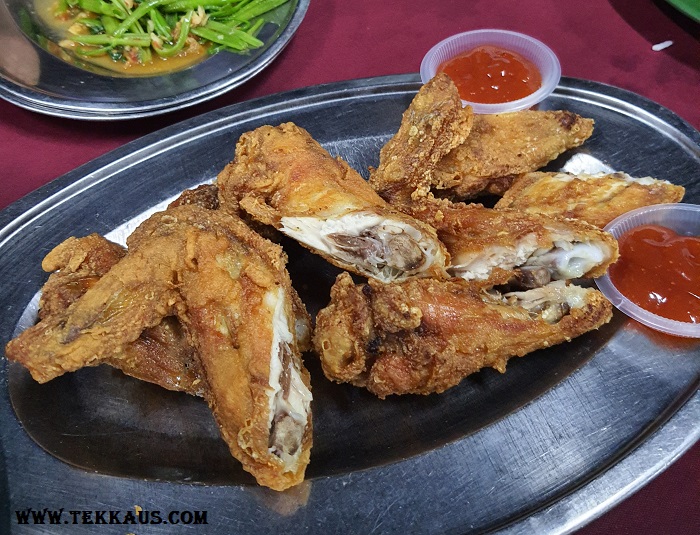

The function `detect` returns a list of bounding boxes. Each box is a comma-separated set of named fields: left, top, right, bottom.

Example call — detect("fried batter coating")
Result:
left=368, top=73, right=474, bottom=205
left=217, top=122, right=450, bottom=283
left=168, top=185, right=310, bottom=348
left=36, top=233, right=204, bottom=395
left=495, top=171, right=686, bottom=228
left=167, top=183, right=220, bottom=210
left=433, top=110, right=595, bottom=199
left=113, top=317, right=203, bottom=394
left=406, top=198, right=618, bottom=285
left=314, top=272, right=612, bottom=398
left=38, top=233, right=127, bottom=319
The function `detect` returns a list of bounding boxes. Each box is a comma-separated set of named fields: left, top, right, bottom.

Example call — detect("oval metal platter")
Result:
left=0, top=0, right=309, bottom=120
left=0, top=74, right=698, bottom=534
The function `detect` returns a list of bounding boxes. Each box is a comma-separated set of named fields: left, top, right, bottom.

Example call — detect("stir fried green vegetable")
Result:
left=55, top=0, right=290, bottom=65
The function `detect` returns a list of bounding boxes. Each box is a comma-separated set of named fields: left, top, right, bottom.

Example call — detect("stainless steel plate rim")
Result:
left=0, top=74, right=698, bottom=535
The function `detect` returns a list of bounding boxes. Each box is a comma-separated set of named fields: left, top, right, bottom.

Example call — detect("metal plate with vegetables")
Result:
left=0, top=0, right=309, bottom=119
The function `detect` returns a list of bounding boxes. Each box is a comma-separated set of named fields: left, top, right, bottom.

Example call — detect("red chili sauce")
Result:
left=438, top=45, right=542, bottom=104
left=608, top=224, right=700, bottom=323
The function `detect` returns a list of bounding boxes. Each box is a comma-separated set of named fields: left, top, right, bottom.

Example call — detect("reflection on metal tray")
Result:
left=0, top=75, right=699, bottom=534
left=0, top=0, right=308, bottom=119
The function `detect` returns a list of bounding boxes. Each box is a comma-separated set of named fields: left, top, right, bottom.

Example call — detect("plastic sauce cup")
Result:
left=595, top=203, right=700, bottom=338
left=420, top=29, right=561, bottom=114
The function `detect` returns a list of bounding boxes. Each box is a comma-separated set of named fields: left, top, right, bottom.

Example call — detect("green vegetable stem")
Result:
left=62, top=0, right=292, bottom=66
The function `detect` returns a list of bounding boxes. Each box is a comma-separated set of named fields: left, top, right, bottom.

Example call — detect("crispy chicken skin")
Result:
left=38, top=233, right=127, bottom=319
left=495, top=171, right=686, bottom=228
left=406, top=198, right=618, bottom=285
left=314, top=272, right=612, bottom=398
left=432, top=110, right=595, bottom=199
left=368, top=73, right=474, bottom=205
left=217, top=122, right=450, bottom=283
left=36, top=233, right=204, bottom=395
left=6, top=205, right=313, bottom=491
left=167, top=182, right=220, bottom=210
left=112, top=318, right=203, bottom=394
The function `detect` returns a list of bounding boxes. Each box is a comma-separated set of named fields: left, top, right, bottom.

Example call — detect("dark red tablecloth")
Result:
left=1, top=0, right=698, bottom=533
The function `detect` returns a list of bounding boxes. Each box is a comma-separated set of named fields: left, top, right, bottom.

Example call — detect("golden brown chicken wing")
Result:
left=494, top=171, right=685, bottom=228
left=432, top=110, right=595, bottom=199
left=36, top=233, right=204, bottom=395
left=368, top=73, right=474, bottom=205
left=217, top=122, right=450, bottom=283
left=6, top=204, right=313, bottom=491
left=131, top=206, right=313, bottom=491
left=6, top=230, right=185, bottom=383
left=314, top=272, right=612, bottom=398
left=406, top=198, right=618, bottom=286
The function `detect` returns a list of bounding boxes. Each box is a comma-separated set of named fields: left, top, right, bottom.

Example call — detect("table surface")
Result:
left=1, top=0, right=698, bottom=533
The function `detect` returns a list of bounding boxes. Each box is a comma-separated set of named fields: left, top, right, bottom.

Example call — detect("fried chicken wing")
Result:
left=433, top=110, right=595, bottom=199
left=36, top=233, right=204, bottom=395
left=368, top=73, right=474, bottom=205
left=314, top=272, right=612, bottom=398
left=6, top=204, right=313, bottom=490
left=132, top=206, right=312, bottom=491
left=495, top=171, right=686, bottom=227
left=407, top=198, right=618, bottom=286
left=217, top=122, right=450, bottom=283
left=112, top=317, right=204, bottom=394
left=6, top=231, right=185, bottom=383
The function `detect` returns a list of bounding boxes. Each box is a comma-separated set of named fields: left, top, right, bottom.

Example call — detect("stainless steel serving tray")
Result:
left=0, top=0, right=309, bottom=119
left=0, top=74, right=698, bottom=534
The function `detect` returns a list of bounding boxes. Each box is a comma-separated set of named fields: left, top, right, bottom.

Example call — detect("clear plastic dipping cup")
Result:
left=595, top=203, right=700, bottom=338
left=420, top=29, right=561, bottom=114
